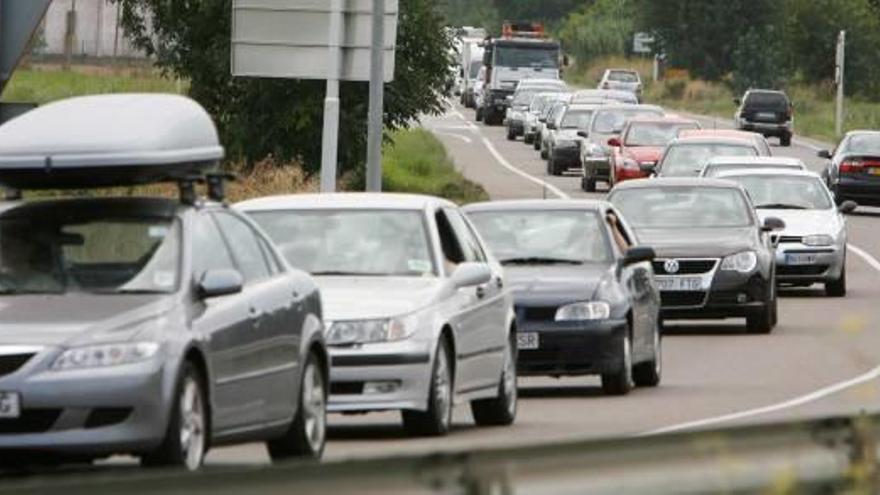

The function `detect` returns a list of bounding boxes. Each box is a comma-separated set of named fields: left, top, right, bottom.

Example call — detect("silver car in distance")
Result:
left=238, top=194, right=518, bottom=436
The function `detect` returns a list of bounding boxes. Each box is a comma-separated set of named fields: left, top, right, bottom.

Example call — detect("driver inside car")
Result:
left=0, top=226, right=62, bottom=293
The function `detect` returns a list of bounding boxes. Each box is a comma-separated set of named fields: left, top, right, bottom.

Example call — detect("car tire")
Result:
left=633, top=320, right=662, bottom=387
left=506, top=126, right=516, bottom=141
left=533, top=137, right=541, bottom=151
left=471, top=333, right=517, bottom=426
left=402, top=339, right=453, bottom=436
left=141, top=362, right=208, bottom=471
left=747, top=292, right=776, bottom=334
left=826, top=264, right=847, bottom=297
left=540, top=143, right=549, bottom=159
left=582, top=174, right=597, bottom=193
left=524, top=134, right=533, bottom=145
left=601, top=331, right=634, bottom=395
left=267, top=351, right=327, bottom=461
left=548, top=157, right=562, bottom=176
left=780, top=134, right=792, bottom=147
left=475, top=107, right=484, bottom=122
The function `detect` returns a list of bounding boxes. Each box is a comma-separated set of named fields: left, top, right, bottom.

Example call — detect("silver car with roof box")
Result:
left=0, top=94, right=327, bottom=470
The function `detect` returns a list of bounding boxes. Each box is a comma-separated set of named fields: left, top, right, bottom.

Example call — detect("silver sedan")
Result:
left=239, top=193, right=518, bottom=436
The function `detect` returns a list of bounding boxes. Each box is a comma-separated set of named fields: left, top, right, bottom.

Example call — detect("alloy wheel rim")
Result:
left=302, top=362, right=326, bottom=453
left=435, top=349, right=452, bottom=428
left=179, top=377, right=205, bottom=471
left=623, top=336, right=633, bottom=388
left=653, top=327, right=662, bottom=377
left=502, top=339, right=517, bottom=416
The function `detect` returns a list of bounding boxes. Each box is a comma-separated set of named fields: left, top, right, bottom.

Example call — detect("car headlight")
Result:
left=803, top=235, right=834, bottom=247
left=721, top=251, right=758, bottom=273
left=326, top=318, right=414, bottom=345
left=555, top=301, right=611, bottom=321
left=51, top=342, right=160, bottom=371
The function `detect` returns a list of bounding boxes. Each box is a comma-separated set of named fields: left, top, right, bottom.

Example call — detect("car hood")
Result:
left=623, top=146, right=663, bottom=162
left=0, top=293, right=174, bottom=347
left=504, top=264, right=611, bottom=305
left=755, top=209, right=840, bottom=236
left=635, top=227, right=757, bottom=257
left=317, top=276, right=444, bottom=321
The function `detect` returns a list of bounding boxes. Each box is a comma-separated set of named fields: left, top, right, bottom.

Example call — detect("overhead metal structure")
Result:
left=0, top=0, right=52, bottom=124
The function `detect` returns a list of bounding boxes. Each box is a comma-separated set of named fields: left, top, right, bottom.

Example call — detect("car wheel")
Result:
left=780, top=134, right=792, bottom=147
left=540, top=143, right=549, bottom=159
left=582, top=173, right=597, bottom=193
left=267, top=352, right=327, bottom=461
left=524, top=134, right=533, bottom=145
left=506, top=126, right=516, bottom=141
left=471, top=333, right=517, bottom=426
left=141, top=362, right=208, bottom=471
left=747, top=292, right=776, bottom=334
left=475, top=107, right=484, bottom=122
left=533, top=136, right=541, bottom=151
left=633, top=320, right=662, bottom=387
left=826, top=263, right=847, bottom=297
left=601, top=331, right=634, bottom=395
left=402, top=339, right=453, bottom=436
left=549, top=157, right=562, bottom=176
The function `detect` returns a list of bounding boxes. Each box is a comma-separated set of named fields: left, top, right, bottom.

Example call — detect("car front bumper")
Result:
left=775, top=241, right=845, bottom=284
left=659, top=271, right=773, bottom=321
left=516, top=318, right=628, bottom=377
left=328, top=340, right=433, bottom=413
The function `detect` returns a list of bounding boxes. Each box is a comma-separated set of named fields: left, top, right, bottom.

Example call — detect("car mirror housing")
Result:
left=577, top=130, right=589, bottom=139
left=607, top=137, right=622, bottom=147
left=451, top=262, right=491, bottom=289
left=761, top=217, right=786, bottom=232
left=817, top=149, right=833, bottom=159
left=734, top=97, right=741, bottom=105
left=198, top=269, right=244, bottom=299
left=839, top=200, right=857, bottom=214
left=623, top=246, right=656, bottom=266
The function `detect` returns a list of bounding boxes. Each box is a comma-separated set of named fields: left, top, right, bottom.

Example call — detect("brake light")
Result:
left=841, top=160, right=863, bottom=173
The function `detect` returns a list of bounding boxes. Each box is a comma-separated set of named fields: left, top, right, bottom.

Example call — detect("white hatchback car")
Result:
left=238, top=194, right=518, bottom=436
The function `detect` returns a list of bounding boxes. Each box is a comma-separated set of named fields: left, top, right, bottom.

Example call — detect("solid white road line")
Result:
left=430, top=130, right=473, bottom=144
left=644, top=244, right=880, bottom=436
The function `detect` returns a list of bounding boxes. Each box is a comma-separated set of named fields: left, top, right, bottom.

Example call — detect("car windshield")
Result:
left=845, top=134, right=880, bottom=155
left=467, top=210, right=612, bottom=264
left=468, top=61, right=482, bottom=79
left=561, top=110, right=595, bottom=129
left=611, top=187, right=753, bottom=229
left=661, top=144, right=758, bottom=177
left=609, top=71, right=638, bottom=83
left=625, top=122, right=699, bottom=146
left=496, top=46, right=559, bottom=69
left=248, top=209, right=436, bottom=277
left=592, top=108, right=663, bottom=134
left=0, top=208, right=180, bottom=295
left=727, top=175, right=833, bottom=210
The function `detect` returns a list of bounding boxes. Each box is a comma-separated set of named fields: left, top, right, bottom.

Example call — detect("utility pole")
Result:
left=320, top=0, right=344, bottom=193
left=835, top=30, right=846, bottom=138
left=365, top=0, right=386, bottom=192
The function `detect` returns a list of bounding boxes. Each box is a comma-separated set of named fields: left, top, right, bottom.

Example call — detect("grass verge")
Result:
left=382, top=128, right=489, bottom=204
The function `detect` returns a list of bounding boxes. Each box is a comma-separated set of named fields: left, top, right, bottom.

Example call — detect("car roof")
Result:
left=714, top=168, right=821, bottom=179
left=594, top=104, right=664, bottom=112
left=463, top=199, right=610, bottom=212
left=627, top=116, right=699, bottom=125
left=236, top=193, right=456, bottom=212
left=704, top=156, right=804, bottom=166
left=518, top=79, right=566, bottom=87
left=667, top=136, right=757, bottom=147
left=680, top=129, right=764, bottom=140
left=746, top=89, right=787, bottom=96
left=610, top=177, right=742, bottom=191
left=845, top=130, right=880, bottom=138
left=566, top=103, right=603, bottom=111
left=608, top=68, right=639, bottom=74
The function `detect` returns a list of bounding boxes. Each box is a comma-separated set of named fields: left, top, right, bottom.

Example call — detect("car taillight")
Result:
left=840, top=160, right=863, bottom=173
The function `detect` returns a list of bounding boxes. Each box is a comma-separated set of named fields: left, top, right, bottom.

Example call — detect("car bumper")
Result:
left=834, top=178, right=880, bottom=206
left=739, top=121, right=791, bottom=136
left=660, top=272, right=772, bottom=320
left=775, top=243, right=845, bottom=284
left=328, top=341, right=432, bottom=412
left=506, top=119, right=525, bottom=135
left=516, top=319, right=627, bottom=376
left=582, top=157, right=611, bottom=176
left=552, top=146, right=581, bottom=165
left=0, top=358, right=168, bottom=456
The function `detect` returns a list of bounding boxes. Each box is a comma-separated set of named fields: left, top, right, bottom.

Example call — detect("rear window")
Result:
left=744, top=92, right=789, bottom=109
left=845, top=134, right=880, bottom=156
left=608, top=71, right=638, bottom=83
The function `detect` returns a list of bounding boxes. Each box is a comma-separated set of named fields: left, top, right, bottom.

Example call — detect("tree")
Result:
left=114, top=0, right=454, bottom=174
left=559, top=0, right=635, bottom=64
left=731, top=25, right=784, bottom=93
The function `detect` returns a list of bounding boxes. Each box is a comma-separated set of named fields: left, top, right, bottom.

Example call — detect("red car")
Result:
left=608, top=117, right=701, bottom=185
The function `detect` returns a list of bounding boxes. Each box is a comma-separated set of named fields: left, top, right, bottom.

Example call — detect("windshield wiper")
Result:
left=755, top=203, right=809, bottom=210
left=500, top=257, right=584, bottom=266
left=312, top=271, right=386, bottom=277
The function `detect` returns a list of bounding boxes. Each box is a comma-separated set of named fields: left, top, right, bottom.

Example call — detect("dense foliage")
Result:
left=113, top=0, right=454, bottom=172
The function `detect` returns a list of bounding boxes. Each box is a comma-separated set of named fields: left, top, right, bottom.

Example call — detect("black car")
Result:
left=819, top=130, right=880, bottom=208
left=734, top=89, right=793, bottom=147
left=464, top=200, right=661, bottom=395
left=609, top=179, right=785, bottom=334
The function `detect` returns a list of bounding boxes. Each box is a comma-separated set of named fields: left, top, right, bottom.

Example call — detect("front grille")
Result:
left=521, top=306, right=558, bottom=322
left=653, top=259, right=717, bottom=275
left=330, top=382, right=364, bottom=395
left=0, top=409, right=62, bottom=434
left=85, top=408, right=133, bottom=429
left=778, top=265, right=828, bottom=276
left=0, top=354, right=35, bottom=378
left=778, top=236, right=803, bottom=243
left=660, top=291, right=706, bottom=307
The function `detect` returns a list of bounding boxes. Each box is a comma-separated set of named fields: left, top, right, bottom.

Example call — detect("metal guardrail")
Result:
left=1, top=413, right=879, bottom=494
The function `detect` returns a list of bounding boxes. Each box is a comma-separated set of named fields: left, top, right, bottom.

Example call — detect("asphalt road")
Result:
left=30, top=103, right=880, bottom=473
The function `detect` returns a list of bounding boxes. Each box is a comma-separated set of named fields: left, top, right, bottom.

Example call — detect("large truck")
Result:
left=459, top=40, right=484, bottom=108
left=478, top=22, right=563, bottom=126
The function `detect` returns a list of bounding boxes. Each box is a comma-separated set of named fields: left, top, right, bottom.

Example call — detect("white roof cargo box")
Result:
left=0, top=94, right=224, bottom=189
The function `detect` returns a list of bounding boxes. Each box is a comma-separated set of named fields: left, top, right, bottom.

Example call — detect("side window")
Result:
left=213, top=212, right=271, bottom=284
left=256, top=235, right=283, bottom=275
left=442, top=209, right=484, bottom=262
left=192, top=214, right=237, bottom=280
left=435, top=210, right=466, bottom=267
left=605, top=210, right=633, bottom=255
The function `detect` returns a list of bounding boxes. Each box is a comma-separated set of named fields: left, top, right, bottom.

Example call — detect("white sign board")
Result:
left=633, top=32, right=655, bottom=54
left=231, top=0, right=398, bottom=82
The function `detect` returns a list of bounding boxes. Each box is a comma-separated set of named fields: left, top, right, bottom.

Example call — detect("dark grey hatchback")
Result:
left=464, top=200, right=661, bottom=395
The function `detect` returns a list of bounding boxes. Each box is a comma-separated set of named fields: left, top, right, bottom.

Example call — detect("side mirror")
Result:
left=817, top=149, right=832, bottom=159
left=198, top=269, right=244, bottom=299
left=733, top=97, right=741, bottom=105
left=607, top=137, right=622, bottom=147
left=761, top=217, right=786, bottom=232
left=451, top=262, right=491, bottom=288
left=623, top=246, right=656, bottom=266
left=577, top=130, right=589, bottom=139
left=839, top=200, right=857, bottom=214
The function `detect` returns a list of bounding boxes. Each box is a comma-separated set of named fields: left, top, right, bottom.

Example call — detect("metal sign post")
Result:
left=320, top=0, right=344, bottom=193
left=835, top=30, right=846, bottom=138
left=365, top=0, right=386, bottom=192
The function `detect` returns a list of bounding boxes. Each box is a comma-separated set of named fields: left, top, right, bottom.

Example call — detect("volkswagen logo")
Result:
left=663, top=259, right=680, bottom=274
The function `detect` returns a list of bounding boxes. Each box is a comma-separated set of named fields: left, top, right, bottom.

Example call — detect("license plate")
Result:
left=870, top=167, right=880, bottom=176
left=786, top=253, right=818, bottom=265
left=517, top=332, right=540, bottom=350
left=0, top=392, right=20, bottom=419
left=656, top=276, right=703, bottom=291
left=756, top=112, right=776, bottom=120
